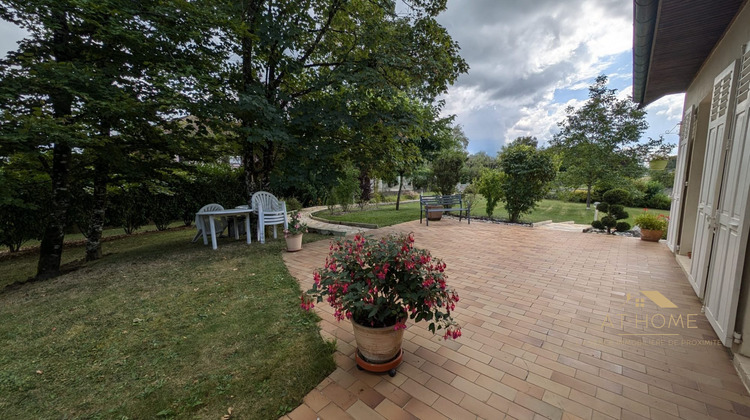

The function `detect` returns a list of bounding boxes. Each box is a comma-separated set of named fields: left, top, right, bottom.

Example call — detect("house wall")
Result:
left=683, top=3, right=750, bottom=112
left=679, top=1, right=750, bottom=355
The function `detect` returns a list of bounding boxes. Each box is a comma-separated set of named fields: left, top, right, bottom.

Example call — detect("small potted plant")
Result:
left=301, top=233, right=460, bottom=375
left=634, top=210, right=668, bottom=242
left=284, top=211, right=308, bottom=252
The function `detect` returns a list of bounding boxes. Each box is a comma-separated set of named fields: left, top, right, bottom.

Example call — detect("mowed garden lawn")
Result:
left=315, top=198, right=670, bottom=227
left=0, top=229, right=335, bottom=419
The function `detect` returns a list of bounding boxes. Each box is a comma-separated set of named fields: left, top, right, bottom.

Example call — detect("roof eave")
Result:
left=632, top=0, right=659, bottom=107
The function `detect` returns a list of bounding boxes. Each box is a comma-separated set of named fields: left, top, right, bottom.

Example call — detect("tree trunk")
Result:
left=586, top=183, right=592, bottom=209
left=85, top=160, right=108, bottom=261
left=242, top=145, right=260, bottom=200
left=37, top=9, right=73, bottom=280
left=396, top=172, right=404, bottom=211
left=358, top=168, right=371, bottom=202
left=240, top=2, right=265, bottom=202
left=37, top=142, right=72, bottom=279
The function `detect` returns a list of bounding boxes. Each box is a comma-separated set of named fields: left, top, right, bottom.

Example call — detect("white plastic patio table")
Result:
left=196, top=208, right=253, bottom=250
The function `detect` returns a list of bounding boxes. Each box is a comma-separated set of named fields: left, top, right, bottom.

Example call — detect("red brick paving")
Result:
left=282, top=219, right=750, bottom=419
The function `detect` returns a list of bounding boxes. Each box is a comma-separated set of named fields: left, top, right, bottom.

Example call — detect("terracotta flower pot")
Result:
left=285, top=233, right=303, bottom=252
left=640, top=229, right=663, bottom=242
left=426, top=205, right=443, bottom=221
left=351, top=319, right=404, bottom=363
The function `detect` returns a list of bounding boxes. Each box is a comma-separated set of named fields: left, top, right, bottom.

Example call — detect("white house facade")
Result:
left=633, top=0, right=750, bottom=358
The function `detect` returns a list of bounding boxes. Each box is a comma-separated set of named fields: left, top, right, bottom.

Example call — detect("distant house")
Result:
left=632, top=0, right=750, bottom=355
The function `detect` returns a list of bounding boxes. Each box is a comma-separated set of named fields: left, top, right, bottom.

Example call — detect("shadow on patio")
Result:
left=282, top=219, right=750, bottom=420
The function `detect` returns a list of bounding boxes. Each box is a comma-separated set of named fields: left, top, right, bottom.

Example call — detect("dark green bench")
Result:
left=419, top=194, right=471, bottom=226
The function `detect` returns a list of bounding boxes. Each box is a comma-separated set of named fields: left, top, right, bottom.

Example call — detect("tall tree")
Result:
left=223, top=0, right=467, bottom=197
left=498, top=142, right=557, bottom=223
left=0, top=0, right=221, bottom=276
left=550, top=75, right=655, bottom=209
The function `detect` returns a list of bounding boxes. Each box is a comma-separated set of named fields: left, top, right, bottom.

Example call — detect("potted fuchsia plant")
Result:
left=301, top=233, right=460, bottom=375
left=634, top=210, right=669, bottom=242
left=284, top=211, right=308, bottom=252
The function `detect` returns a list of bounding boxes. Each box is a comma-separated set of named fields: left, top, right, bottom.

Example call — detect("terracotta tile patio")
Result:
left=282, top=219, right=750, bottom=419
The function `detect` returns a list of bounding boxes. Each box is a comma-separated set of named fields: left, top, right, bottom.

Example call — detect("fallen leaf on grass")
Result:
left=36, top=370, right=43, bottom=375
left=221, top=407, right=233, bottom=420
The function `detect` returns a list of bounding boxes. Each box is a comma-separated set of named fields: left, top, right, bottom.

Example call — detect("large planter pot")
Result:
left=426, top=205, right=443, bottom=221
left=351, top=319, right=404, bottom=376
left=649, top=159, right=668, bottom=171
left=285, top=233, right=303, bottom=252
left=640, top=229, right=663, bottom=242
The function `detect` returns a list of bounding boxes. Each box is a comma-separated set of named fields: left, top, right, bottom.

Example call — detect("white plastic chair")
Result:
left=192, top=203, right=229, bottom=244
left=251, top=192, right=288, bottom=244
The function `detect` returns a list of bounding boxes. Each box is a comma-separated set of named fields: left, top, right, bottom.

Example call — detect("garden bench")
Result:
left=419, top=194, right=471, bottom=226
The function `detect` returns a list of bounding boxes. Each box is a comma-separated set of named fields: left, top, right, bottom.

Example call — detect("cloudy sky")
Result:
left=435, top=0, right=684, bottom=154
left=0, top=0, right=684, bottom=155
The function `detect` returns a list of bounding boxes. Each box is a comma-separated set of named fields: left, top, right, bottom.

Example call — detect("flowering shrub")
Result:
left=634, top=210, right=668, bottom=231
left=302, top=233, right=461, bottom=339
left=284, top=211, right=308, bottom=238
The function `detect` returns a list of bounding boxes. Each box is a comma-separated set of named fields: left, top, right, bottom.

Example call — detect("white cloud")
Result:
left=646, top=93, right=686, bottom=121
left=437, top=0, right=644, bottom=153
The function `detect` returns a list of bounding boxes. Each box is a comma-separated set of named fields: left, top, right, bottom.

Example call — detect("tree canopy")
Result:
left=0, top=0, right=467, bottom=278
left=498, top=141, right=557, bottom=222
left=549, top=75, right=659, bottom=208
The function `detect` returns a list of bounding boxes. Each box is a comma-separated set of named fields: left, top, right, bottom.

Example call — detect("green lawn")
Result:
left=0, top=229, right=335, bottom=419
left=4, top=221, right=187, bottom=254
left=315, top=198, right=669, bottom=227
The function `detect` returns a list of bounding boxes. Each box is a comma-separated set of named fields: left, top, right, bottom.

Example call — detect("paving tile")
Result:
left=321, top=382, right=358, bottom=410
left=403, top=397, right=450, bottom=420
left=432, top=396, right=476, bottom=419
left=346, top=400, right=386, bottom=420
left=319, top=401, right=354, bottom=420
left=399, top=378, right=439, bottom=405
left=303, top=389, right=332, bottom=412
left=451, top=375, right=492, bottom=401
left=424, top=376, right=465, bottom=404
left=514, top=392, right=564, bottom=420
left=541, top=390, right=593, bottom=420
left=595, top=388, right=649, bottom=418
left=420, top=360, right=457, bottom=384
left=288, top=403, right=317, bottom=420
left=374, top=399, right=418, bottom=420
left=281, top=218, right=750, bottom=420
left=346, top=382, right=385, bottom=409
left=461, top=394, right=508, bottom=420
left=373, top=380, right=412, bottom=407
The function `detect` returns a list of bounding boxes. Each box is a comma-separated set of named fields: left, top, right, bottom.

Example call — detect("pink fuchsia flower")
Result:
left=442, top=327, right=462, bottom=340
left=300, top=295, right=315, bottom=311
left=394, top=320, right=407, bottom=330
left=313, top=271, right=321, bottom=286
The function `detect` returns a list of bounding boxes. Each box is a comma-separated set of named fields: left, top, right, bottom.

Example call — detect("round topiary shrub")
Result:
left=608, top=204, right=629, bottom=221
left=616, top=221, right=631, bottom=232
left=592, top=220, right=605, bottom=229
left=596, top=202, right=609, bottom=213
left=602, top=188, right=631, bottom=206
left=601, top=215, right=617, bottom=231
